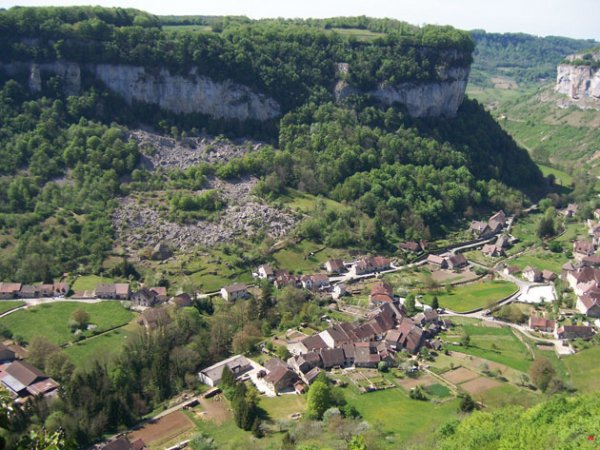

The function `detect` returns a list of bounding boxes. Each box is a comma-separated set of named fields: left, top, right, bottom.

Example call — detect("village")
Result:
left=2, top=199, right=600, bottom=449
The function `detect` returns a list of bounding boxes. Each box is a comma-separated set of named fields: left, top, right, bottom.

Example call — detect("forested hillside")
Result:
left=0, top=7, right=543, bottom=280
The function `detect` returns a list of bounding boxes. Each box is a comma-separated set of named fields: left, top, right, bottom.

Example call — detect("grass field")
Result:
left=0, top=301, right=134, bottom=345
left=563, top=346, right=600, bottom=393
left=71, top=275, right=115, bottom=292
left=272, top=240, right=345, bottom=274
left=343, top=387, right=459, bottom=448
left=444, top=324, right=532, bottom=372
left=279, top=189, right=349, bottom=215
left=421, top=280, right=516, bottom=312
left=509, top=250, right=568, bottom=274
left=160, top=248, right=253, bottom=293
left=538, top=164, right=573, bottom=187
left=0, top=300, right=24, bottom=315
left=328, top=27, right=384, bottom=42
left=259, top=395, right=306, bottom=420
left=163, top=24, right=212, bottom=33
left=425, top=383, right=452, bottom=398
left=555, top=221, right=588, bottom=243
left=508, top=213, right=542, bottom=254
left=478, top=383, right=540, bottom=409
left=64, top=322, right=138, bottom=368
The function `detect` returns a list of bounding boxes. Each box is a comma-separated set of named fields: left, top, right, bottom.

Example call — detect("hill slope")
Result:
left=0, top=7, right=543, bottom=282
left=434, top=393, right=600, bottom=450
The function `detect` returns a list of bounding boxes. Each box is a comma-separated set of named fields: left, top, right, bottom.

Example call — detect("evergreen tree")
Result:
left=459, top=393, right=476, bottom=412
left=220, top=365, right=235, bottom=390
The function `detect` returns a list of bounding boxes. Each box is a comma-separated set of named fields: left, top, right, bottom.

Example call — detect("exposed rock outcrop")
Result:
left=1, top=61, right=81, bottom=96
left=2, top=50, right=471, bottom=119
left=92, top=64, right=281, bottom=121
left=0, top=60, right=280, bottom=121
left=556, top=52, right=600, bottom=110
left=334, top=51, right=471, bottom=118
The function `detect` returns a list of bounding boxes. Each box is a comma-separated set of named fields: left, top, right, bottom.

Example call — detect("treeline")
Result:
left=0, top=7, right=473, bottom=112
left=470, top=30, right=596, bottom=85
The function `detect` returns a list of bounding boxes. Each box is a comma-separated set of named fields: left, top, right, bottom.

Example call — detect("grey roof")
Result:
left=1, top=374, right=27, bottom=393
left=199, top=355, right=252, bottom=382
left=223, top=283, right=248, bottom=293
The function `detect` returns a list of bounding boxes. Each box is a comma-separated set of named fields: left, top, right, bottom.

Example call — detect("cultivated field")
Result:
left=128, top=411, right=194, bottom=449
left=442, top=367, right=480, bottom=384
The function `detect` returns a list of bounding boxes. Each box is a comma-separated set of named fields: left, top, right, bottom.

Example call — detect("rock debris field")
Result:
left=113, top=177, right=298, bottom=251
left=129, top=129, right=264, bottom=170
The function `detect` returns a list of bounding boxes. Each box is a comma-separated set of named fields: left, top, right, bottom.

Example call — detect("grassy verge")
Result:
left=0, top=300, right=25, bottom=315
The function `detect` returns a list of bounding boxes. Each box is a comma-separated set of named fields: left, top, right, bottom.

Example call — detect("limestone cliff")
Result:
left=334, top=49, right=470, bottom=118
left=556, top=52, right=600, bottom=109
left=2, top=55, right=471, bottom=120
left=91, top=64, right=281, bottom=121
left=0, top=60, right=281, bottom=121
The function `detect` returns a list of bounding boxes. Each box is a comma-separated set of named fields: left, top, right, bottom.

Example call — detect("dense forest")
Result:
left=470, top=30, right=596, bottom=86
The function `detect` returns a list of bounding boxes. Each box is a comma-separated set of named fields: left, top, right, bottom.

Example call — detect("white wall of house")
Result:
left=318, top=330, right=336, bottom=349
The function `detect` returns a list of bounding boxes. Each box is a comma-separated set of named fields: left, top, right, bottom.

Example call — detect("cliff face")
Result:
left=555, top=51, right=600, bottom=110
left=0, top=61, right=281, bottom=121
left=556, top=64, right=600, bottom=100
left=1, top=56, right=471, bottom=120
left=335, top=53, right=470, bottom=118
left=92, top=64, right=281, bottom=121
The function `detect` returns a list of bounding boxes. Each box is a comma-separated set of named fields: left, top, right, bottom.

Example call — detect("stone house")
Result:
left=220, top=283, right=248, bottom=301
left=523, top=266, right=542, bottom=283
left=0, top=283, right=22, bottom=299
left=325, top=259, right=345, bottom=274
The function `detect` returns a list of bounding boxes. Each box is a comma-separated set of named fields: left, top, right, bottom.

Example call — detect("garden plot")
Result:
left=347, top=369, right=395, bottom=391
left=397, top=374, right=438, bottom=390
left=460, top=377, right=502, bottom=394
left=128, top=411, right=194, bottom=448
left=442, top=367, right=480, bottom=385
